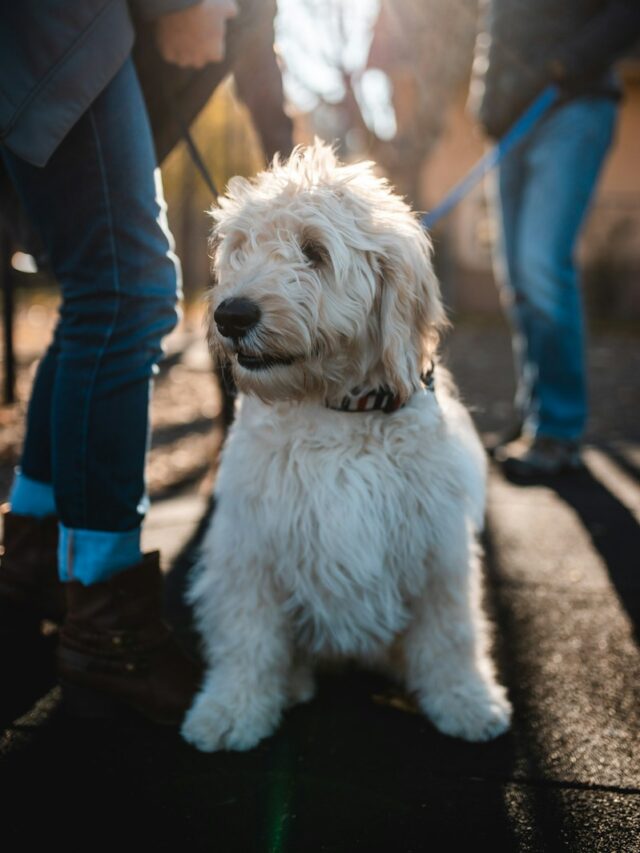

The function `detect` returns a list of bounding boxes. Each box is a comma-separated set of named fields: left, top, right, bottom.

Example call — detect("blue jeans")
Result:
left=495, top=97, right=617, bottom=441
left=2, top=57, right=181, bottom=583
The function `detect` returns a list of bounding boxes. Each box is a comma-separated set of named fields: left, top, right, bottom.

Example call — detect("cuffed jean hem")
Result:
left=9, top=470, right=57, bottom=518
left=58, top=524, right=142, bottom=585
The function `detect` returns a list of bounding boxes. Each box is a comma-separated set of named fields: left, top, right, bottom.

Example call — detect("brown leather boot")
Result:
left=58, top=552, right=202, bottom=725
left=0, top=503, right=64, bottom=628
left=0, top=504, right=63, bottom=725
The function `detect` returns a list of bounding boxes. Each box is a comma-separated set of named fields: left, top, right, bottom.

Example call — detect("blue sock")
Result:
left=9, top=470, right=57, bottom=518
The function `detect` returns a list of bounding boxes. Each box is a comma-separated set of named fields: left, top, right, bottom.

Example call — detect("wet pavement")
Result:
left=1, top=319, right=639, bottom=851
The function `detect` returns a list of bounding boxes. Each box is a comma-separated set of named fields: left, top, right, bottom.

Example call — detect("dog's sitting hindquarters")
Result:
left=182, top=141, right=512, bottom=752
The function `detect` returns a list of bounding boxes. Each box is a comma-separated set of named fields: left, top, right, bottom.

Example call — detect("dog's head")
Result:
left=207, top=140, right=446, bottom=405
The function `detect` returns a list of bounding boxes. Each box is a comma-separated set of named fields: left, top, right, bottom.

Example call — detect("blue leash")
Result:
left=421, top=85, right=560, bottom=230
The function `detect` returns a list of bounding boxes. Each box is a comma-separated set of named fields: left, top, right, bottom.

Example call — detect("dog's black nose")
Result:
left=214, top=298, right=261, bottom=339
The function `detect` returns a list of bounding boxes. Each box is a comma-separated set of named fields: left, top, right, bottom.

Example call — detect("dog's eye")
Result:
left=301, top=239, right=326, bottom=268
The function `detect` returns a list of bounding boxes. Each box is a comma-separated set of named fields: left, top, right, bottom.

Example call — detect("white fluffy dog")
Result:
left=182, top=142, right=512, bottom=752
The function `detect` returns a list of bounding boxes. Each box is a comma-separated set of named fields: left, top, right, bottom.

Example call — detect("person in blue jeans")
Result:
left=0, top=0, right=237, bottom=724
left=470, top=0, right=640, bottom=477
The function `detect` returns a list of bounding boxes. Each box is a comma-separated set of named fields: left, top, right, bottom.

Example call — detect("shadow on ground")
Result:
left=502, top=461, right=640, bottom=641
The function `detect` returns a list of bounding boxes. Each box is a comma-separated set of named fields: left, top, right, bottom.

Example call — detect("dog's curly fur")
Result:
left=182, top=141, right=512, bottom=752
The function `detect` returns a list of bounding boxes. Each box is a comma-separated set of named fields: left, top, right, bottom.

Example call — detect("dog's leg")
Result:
left=181, top=530, right=291, bottom=752
left=403, top=526, right=512, bottom=742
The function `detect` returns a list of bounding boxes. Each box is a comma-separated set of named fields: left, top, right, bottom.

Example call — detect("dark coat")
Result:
left=0, top=0, right=292, bottom=256
left=471, top=0, right=640, bottom=139
left=0, top=0, right=198, bottom=167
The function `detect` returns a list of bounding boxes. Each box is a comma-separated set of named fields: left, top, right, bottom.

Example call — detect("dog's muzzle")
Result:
left=214, top=298, right=261, bottom=340
left=214, top=297, right=304, bottom=371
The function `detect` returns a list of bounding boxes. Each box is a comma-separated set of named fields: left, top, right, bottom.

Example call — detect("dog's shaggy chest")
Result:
left=211, top=392, right=477, bottom=656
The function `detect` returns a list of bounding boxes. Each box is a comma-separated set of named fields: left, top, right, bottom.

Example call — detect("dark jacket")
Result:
left=0, top=0, right=198, bottom=167
left=471, top=0, right=640, bottom=139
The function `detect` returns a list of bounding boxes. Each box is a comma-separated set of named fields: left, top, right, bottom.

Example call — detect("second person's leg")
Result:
left=507, top=98, right=617, bottom=443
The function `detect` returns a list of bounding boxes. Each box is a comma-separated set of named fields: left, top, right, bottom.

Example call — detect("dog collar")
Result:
left=326, top=364, right=435, bottom=414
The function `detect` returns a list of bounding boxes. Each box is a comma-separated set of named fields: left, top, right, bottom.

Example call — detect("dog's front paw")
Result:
left=181, top=689, right=281, bottom=753
left=419, top=678, right=512, bottom=742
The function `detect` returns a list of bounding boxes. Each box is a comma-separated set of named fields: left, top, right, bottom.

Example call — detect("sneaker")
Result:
left=485, top=419, right=524, bottom=458
left=500, top=436, right=583, bottom=479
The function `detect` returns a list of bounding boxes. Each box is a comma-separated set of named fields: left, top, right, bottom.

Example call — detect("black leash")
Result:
left=180, top=121, right=219, bottom=200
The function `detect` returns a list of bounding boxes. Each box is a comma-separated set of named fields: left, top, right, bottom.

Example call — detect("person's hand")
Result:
left=156, top=0, right=238, bottom=69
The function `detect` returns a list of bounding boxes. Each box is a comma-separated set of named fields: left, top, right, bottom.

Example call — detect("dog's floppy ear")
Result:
left=378, top=223, right=447, bottom=401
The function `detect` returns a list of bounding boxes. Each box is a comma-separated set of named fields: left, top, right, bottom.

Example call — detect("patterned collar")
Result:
left=325, top=364, right=436, bottom=414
